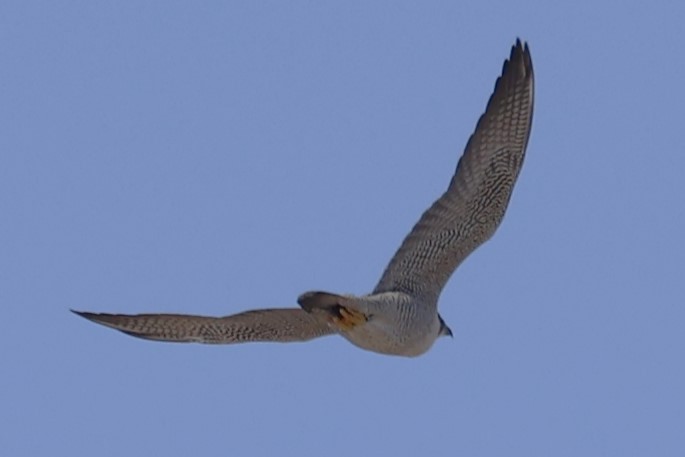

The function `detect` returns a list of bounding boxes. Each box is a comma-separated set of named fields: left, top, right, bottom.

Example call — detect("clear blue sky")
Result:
left=2, top=1, right=683, bottom=456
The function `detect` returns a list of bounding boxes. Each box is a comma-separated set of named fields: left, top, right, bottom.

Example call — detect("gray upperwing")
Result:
left=72, top=308, right=335, bottom=344
left=373, top=39, right=534, bottom=303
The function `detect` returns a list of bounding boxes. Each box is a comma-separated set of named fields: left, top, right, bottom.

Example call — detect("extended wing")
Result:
left=72, top=308, right=335, bottom=344
left=374, top=40, right=534, bottom=304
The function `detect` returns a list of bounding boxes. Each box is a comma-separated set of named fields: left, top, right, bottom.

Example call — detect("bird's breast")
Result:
left=341, top=308, right=439, bottom=357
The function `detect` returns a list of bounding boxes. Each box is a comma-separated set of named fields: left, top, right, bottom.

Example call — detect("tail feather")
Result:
left=297, top=291, right=347, bottom=313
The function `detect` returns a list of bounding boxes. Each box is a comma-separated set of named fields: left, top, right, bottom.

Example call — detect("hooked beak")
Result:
left=438, top=314, right=453, bottom=338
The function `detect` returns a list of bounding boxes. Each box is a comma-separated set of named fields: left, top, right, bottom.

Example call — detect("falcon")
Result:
left=73, top=39, right=534, bottom=357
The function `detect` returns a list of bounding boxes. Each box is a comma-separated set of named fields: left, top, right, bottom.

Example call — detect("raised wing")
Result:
left=373, top=40, right=534, bottom=304
left=72, top=308, right=335, bottom=344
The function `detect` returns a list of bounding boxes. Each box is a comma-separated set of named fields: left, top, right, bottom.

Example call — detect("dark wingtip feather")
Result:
left=462, top=38, right=534, bottom=164
left=71, top=309, right=94, bottom=320
left=503, top=38, right=533, bottom=79
left=71, top=309, right=123, bottom=329
left=71, top=309, right=164, bottom=341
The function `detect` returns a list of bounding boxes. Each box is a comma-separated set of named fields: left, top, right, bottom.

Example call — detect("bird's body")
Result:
left=305, top=292, right=441, bottom=357
left=74, top=39, right=534, bottom=357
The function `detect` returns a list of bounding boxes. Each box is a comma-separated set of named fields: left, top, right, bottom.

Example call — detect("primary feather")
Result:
left=373, top=40, right=534, bottom=305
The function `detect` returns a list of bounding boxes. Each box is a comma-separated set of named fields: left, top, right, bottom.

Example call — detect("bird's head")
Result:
left=438, top=314, right=453, bottom=338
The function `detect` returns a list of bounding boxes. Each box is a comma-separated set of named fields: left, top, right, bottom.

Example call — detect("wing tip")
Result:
left=71, top=309, right=96, bottom=320
left=71, top=309, right=169, bottom=341
left=506, top=38, right=534, bottom=81
left=71, top=309, right=126, bottom=330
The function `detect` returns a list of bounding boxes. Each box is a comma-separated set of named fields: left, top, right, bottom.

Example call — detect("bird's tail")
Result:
left=297, top=291, right=368, bottom=332
left=297, top=291, right=348, bottom=313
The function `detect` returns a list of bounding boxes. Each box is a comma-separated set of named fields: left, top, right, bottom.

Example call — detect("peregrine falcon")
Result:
left=73, top=39, right=534, bottom=357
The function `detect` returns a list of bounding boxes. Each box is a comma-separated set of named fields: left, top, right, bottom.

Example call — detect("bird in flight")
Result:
left=73, top=39, right=534, bottom=357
